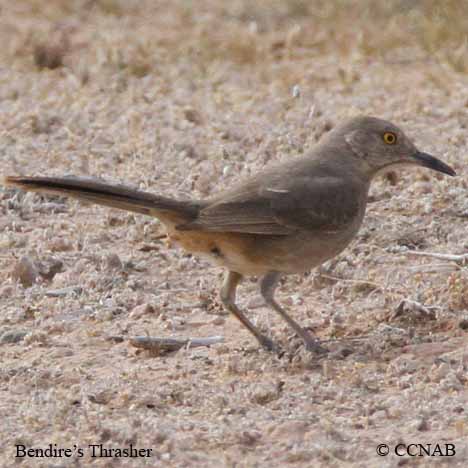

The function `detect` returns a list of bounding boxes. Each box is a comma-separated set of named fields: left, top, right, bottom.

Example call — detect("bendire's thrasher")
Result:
left=5, top=116, right=456, bottom=352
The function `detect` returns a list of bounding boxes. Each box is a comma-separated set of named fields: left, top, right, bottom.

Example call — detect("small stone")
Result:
left=23, top=330, right=49, bottom=345
left=0, top=286, right=14, bottom=298
left=211, top=317, right=225, bottom=326
left=38, top=257, right=64, bottom=280
left=388, top=356, right=419, bottom=376
left=236, top=430, right=262, bottom=446
left=129, top=303, right=158, bottom=319
left=292, top=85, right=301, bottom=98
left=50, top=348, right=74, bottom=358
left=88, top=390, right=113, bottom=405
left=270, top=420, right=309, bottom=441
left=439, top=373, right=463, bottom=391
left=48, top=237, right=73, bottom=252
left=215, top=344, right=230, bottom=355
left=371, top=410, right=387, bottom=422
left=0, top=330, right=28, bottom=345
left=250, top=384, right=280, bottom=405
left=34, top=42, right=66, bottom=69
left=410, top=418, right=429, bottom=432
left=11, top=256, right=38, bottom=287
left=183, top=107, right=202, bottom=125
left=105, top=253, right=123, bottom=270
left=429, top=362, right=450, bottom=382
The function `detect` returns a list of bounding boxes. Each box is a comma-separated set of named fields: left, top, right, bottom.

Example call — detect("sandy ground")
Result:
left=0, top=1, right=467, bottom=466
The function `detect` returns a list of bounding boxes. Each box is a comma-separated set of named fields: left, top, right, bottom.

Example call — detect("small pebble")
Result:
left=0, top=330, right=28, bottom=345
left=183, top=107, right=202, bottom=125
left=270, top=420, right=309, bottom=441
left=48, top=238, right=73, bottom=252
left=292, top=85, right=301, bottom=98
left=11, top=256, right=38, bottom=287
left=410, top=418, right=429, bottom=432
left=105, top=253, right=123, bottom=270
left=129, top=303, right=158, bottom=319
left=211, top=317, right=225, bottom=326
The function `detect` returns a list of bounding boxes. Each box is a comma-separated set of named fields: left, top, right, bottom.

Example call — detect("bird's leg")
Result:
left=260, top=271, right=327, bottom=354
left=220, top=270, right=278, bottom=352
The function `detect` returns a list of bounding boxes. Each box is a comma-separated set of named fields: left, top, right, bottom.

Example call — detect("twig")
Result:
left=392, top=299, right=436, bottom=321
left=316, top=273, right=406, bottom=294
left=129, top=335, right=224, bottom=353
left=406, top=251, right=468, bottom=266
left=45, top=286, right=83, bottom=297
left=317, top=274, right=383, bottom=289
left=319, top=334, right=373, bottom=344
left=406, top=263, right=459, bottom=273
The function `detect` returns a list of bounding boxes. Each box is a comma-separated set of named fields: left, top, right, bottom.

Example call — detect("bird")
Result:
left=4, top=116, right=456, bottom=353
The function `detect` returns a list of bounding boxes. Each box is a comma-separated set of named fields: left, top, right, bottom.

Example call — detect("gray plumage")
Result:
left=4, top=116, right=456, bottom=352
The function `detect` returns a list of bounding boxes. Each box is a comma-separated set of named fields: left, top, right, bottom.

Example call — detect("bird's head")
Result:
left=330, top=116, right=456, bottom=178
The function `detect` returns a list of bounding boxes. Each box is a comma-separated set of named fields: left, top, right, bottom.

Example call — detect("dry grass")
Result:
left=0, top=0, right=467, bottom=466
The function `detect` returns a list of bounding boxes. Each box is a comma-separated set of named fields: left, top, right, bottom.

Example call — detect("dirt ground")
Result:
left=0, top=1, right=467, bottom=466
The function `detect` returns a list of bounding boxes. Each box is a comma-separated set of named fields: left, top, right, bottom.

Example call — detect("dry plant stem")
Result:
left=319, top=334, right=373, bottom=344
left=406, top=263, right=459, bottom=273
left=129, top=335, right=224, bottom=352
left=394, top=299, right=436, bottom=320
left=317, top=273, right=407, bottom=294
left=406, top=251, right=468, bottom=265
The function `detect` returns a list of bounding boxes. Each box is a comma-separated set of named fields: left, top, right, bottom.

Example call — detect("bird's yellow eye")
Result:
left=383, top=132, right=397, bottom=145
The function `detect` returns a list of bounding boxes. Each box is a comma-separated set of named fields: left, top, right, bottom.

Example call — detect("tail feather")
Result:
left=4, top=175, right=200, bottom=224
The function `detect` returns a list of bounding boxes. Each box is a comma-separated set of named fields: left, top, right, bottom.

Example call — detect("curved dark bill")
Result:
left=412, top=152, right=456, bottom=176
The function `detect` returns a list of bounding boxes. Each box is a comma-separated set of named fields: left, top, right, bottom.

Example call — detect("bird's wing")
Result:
left=178, top=176, right=362, bottom=235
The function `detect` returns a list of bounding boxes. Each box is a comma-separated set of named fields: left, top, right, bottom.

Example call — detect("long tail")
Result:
left=4, top=175, right=200, bottom=224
